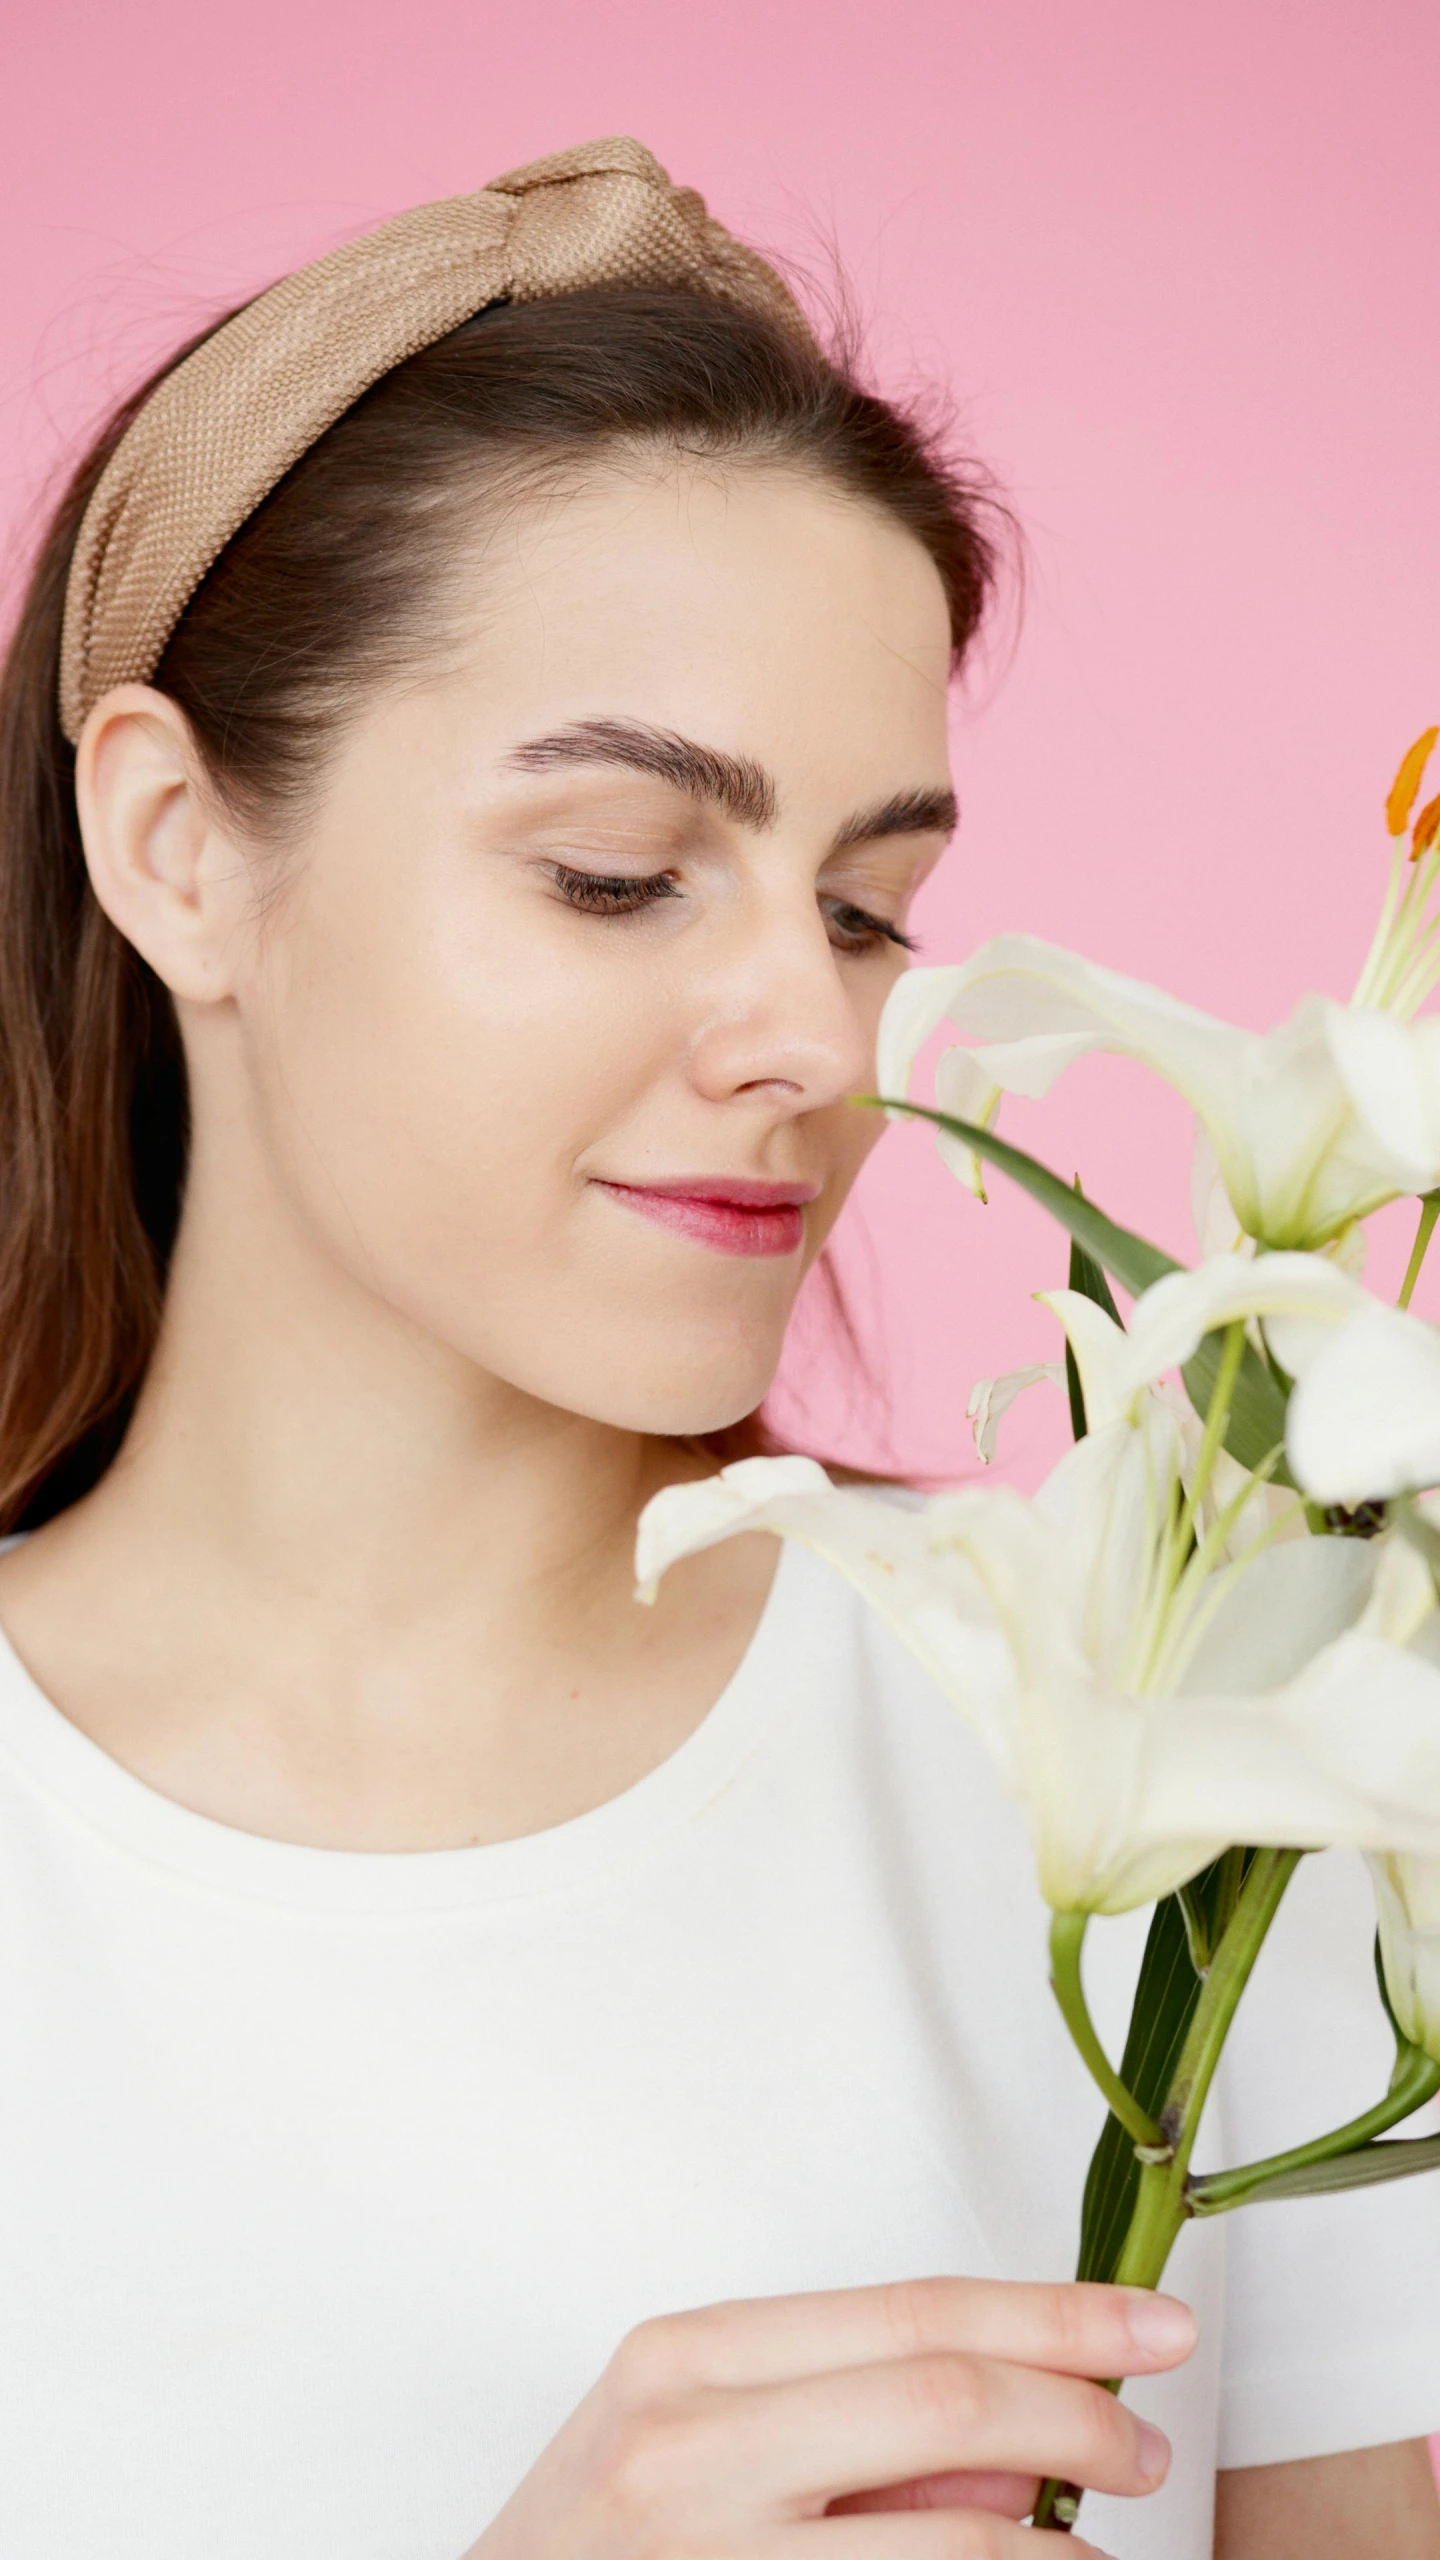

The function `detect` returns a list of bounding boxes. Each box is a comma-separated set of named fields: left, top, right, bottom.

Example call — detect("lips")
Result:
left=594, top=1176, right=819, bottom=1259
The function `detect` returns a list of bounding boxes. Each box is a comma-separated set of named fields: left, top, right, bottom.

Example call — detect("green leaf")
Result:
left=1066, top=1225, right=1123, bottom=1327
left=1219, top=2133, right=1440, bottom=2205
left=1076, top=1890, right=1204, bottom=2281
left=1179, top=1332, right=1290, bottom=1480
left=873, top=1100, right=1292, bottom=1485
left=1065, top=1338, right=1087, bottom=1443
left=877, top=1101, right=1177, bottom=1296
left=1064, top=1195, right=1123, bottom=1443
left=1188, top=2033, right=1440, bottom=2217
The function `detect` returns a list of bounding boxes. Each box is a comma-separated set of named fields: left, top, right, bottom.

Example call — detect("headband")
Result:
left=58, top=136, right=814, bottom=744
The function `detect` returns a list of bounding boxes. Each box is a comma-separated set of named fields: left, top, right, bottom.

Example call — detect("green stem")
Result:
left=1142, top=1322, right=1247, bottom=1691
left=1181, top=1321, right=1246, bottom=1539
left=1189, top=2046, right=1440, bottom=2214
left=1160, top=1849, right=1302, bottom=2145
left=1211, top=1843, right=1246, bottom=1942
left=1399, top=1192, right=1440, bottom=1310
left=1034, top=1851, right=1302, bottom=2539
left=1175, top=1843, right=1248, bottom=1979
left=1049, top=1914, right=1164, bottom=2152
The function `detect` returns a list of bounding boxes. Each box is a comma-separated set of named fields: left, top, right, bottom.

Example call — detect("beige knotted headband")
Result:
left=58, top=136, right=815, bottom=744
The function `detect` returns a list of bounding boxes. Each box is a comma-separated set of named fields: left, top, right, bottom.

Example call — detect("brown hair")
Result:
left=0, top=279, right=1004, bottom=1529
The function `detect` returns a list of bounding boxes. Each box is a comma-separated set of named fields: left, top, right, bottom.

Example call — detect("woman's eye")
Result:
left=549, top=863, right=680, bottom=918
left=821, top=897, right=916, bottom=955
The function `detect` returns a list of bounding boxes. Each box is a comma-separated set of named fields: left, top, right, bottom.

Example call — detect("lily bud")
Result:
left=1371, top=1853, right=1440, bottom=2064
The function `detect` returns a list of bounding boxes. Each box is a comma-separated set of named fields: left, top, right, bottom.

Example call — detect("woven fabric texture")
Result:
left=58, top=136, right=814, bottom=741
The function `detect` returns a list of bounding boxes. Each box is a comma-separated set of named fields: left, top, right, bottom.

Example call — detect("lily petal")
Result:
left=1073, top=1632, right=1440, bottom=1913
left=1191, top=1122, right=1248, bottom=1258
left=875, top=966, right=969, bottom=1110
left=634, top=1455, right=835, bottom=1598
left=1323, top=1004, right=1440, bottom=1193
left=1177, top=1535, right=1377, bottom=1695
left=878, top=934, right=1247, bottom=1133
left=1034, top=1287, right=1131, bottom=1433
left=966, top=1362, right=1063, bottom=1463
left=1285, top=1303, right=1440, bottom=1502
left=636, top=1460, right=1017, bottom=1758
left=1358, top=1534, right=1440, bottom=1646
left=1118, top=1252, right=1364, bottom=1399
left=635, top=1455, right=1440, bottom=1923
left=876, top=942, right=1411, bottom=1249
left=933, top=1047, right=1002, bottom=1198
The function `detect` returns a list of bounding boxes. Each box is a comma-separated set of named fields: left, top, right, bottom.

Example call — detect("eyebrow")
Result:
left=503, top=718, right=957, bottom=848
left=504, top=719, right=776, bottom=830
left=831, top=786, right=959, bottom=848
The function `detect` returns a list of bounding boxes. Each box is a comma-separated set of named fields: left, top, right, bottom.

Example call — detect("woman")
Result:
left=0, top=136, right=1435, bottom=2560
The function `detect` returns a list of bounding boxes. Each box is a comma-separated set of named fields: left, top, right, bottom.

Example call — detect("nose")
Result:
left=685, top=895, right=877, bottom=1116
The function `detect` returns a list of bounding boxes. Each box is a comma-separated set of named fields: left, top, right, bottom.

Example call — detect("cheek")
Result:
left=232, top=859, right=877, bottom=1434
left=799, top=1107, right=886, bottom=1275
left=246, top=878, right=661, bottom=1287
left=799, top=990, right=895, bottom=1262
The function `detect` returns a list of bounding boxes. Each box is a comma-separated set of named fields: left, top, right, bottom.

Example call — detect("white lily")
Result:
left=1022, top=1250, right=1440, bottom=2057
left=636, top=1385, right=1440, bottom=1918
left=965, top=1270, right=1300, bottom=1546
left=878, top=730, right=1440, bottom=1251
left=1107, top=1245, right=1440, bottom=1508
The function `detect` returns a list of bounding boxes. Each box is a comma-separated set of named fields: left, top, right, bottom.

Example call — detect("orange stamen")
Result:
left=1414, top=793, right=1440, bottom=863
left=1388, top=727, right=1440, bottom=836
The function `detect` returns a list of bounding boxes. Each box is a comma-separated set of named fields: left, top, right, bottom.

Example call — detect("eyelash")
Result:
left=548, top=863, right=916, bottom=953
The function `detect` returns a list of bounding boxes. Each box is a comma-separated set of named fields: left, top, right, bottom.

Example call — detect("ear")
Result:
left=74, top=685, right=253, bottom=1004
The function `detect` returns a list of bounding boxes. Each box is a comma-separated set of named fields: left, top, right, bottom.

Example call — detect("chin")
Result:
left=565, top=1336, right=782, bottom=1441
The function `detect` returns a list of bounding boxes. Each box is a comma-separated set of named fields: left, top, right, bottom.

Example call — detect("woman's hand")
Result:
left=463, top=2274, right=1197, bottom=2558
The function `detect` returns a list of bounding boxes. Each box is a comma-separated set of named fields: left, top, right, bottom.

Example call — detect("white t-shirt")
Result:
left=0, top=1540, right=1436, bottom=2560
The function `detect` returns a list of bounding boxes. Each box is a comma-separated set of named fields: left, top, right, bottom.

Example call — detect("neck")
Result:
left=0, top=1112, right=771, bottom=1852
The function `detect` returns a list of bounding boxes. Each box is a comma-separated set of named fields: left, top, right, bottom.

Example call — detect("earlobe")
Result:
left=74, top=683, right=245, bottom=1004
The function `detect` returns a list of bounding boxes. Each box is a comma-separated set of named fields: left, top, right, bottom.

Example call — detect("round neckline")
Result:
left=0, top=1541, right=804, bottom=1914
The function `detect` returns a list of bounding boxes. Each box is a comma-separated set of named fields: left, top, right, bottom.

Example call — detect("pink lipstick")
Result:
left=594, top=1175, right=819, bottom=1259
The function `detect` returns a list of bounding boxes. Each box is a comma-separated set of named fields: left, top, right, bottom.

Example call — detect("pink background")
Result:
left=4, top=0, right=1440, bottom=1483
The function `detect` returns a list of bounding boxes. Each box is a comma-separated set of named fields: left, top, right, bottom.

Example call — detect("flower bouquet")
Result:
left=638, top=728, right=1440, bottom=2533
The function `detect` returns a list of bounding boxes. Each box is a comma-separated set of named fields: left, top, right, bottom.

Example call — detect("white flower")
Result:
left=636, top=1401, right=1440, bottom=1919
left=1109, top=1246, right=1440, bottom=1507
left=877, top=732, right=1440, bottom=1252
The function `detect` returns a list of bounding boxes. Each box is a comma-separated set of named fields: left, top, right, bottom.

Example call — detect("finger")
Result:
left=619, top=2276, right=1195, bottom=2395
left=709, top=2351, right=1169, bottom=2512
left=830, top=2467, right=1037, bottom=2519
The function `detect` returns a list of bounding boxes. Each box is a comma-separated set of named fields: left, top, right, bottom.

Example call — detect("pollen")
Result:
left=1387, top=727, right=1439, bottom=837
left=1413, top=793, right=1440, bottom=864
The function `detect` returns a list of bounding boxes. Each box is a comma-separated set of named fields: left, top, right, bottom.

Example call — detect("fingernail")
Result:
left=1135, top=2419, right=1171, bottom=2485
left=1123, top=2290, right=1196, bottom=2356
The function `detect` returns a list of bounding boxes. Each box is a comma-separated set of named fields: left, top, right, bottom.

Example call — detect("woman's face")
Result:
left=202, top=461, right=956, bottom=1434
